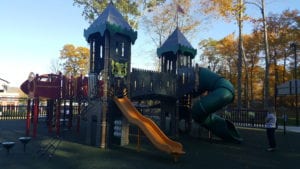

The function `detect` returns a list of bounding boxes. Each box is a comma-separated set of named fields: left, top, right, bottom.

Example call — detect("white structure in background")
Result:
left=0, top=78, right=9, bottom=93
left=0, top=78, right=20, bottom=115
left=277, top=79, right=300, bottom=95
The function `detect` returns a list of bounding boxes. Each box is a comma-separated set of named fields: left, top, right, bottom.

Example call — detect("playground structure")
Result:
left=20, top=2, right=242, bottom=160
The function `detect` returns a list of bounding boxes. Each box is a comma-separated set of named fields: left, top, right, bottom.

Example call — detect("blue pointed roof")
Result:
left=84, top=2, right=137, bottom=44
left=157, top=27, right=196, bottom=57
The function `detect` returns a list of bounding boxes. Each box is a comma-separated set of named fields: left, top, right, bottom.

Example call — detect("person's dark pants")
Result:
left=267, top=128, right=276, bottom=148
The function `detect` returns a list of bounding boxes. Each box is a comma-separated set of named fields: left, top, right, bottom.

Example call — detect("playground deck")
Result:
left=0, top=120, right=299, bottom=169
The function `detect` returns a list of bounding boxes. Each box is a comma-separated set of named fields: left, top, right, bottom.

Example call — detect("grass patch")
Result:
left=277, top=117, right=299, bottom=126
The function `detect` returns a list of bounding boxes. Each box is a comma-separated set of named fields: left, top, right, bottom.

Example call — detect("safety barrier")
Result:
left=0, top=105, right=46, bottom=120
left=0, top=98, right=80, bottom=120
left=220, top=108, right=268, bottom=128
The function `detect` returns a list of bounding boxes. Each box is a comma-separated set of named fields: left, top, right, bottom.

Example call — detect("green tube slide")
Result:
left=192, top=68, right=243, bottom=143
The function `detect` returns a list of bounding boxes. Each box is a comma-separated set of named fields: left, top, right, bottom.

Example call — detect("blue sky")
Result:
left=0, top=0, right=299, bottom=87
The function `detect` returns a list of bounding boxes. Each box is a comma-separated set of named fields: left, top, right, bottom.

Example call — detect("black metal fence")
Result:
left=1, top=98, right=270, bottom=128
left=0, top=98, right=80, bottom=121
left=0, top=105, right=45, bottom=120
left=220, top=108, right=268, bottom=128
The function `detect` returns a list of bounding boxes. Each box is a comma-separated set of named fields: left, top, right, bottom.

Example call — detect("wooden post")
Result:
left=100, top=31, right=110, bottom=148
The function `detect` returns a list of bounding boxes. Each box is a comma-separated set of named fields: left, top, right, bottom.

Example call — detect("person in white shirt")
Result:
left=265, top=107, right=277, bottom=151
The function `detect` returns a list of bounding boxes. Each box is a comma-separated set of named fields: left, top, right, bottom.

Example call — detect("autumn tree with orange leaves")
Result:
left=60, top=44, right=90, bottom=77
left=199, top=0, right=247, bottom=109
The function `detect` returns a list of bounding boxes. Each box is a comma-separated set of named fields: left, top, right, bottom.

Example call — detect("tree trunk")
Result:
left=250, top=62, right=254, bottom=105
left=237, top=0, right=243, bottom=109
left=261, top=0, right=270, bottom=108
left=283, top=49, right=287, bottom=83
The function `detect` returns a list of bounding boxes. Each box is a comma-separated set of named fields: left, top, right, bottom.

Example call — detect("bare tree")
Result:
left=49, top=58, right=63, bottom=74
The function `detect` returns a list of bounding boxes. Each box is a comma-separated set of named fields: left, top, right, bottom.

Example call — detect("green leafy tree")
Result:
left=73, top=0, right=166, bottom=29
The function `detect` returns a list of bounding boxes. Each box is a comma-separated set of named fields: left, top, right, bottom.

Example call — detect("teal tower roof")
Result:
left=84, top=2, right=137, bottom=44
left=157, top=27, right=196, bottom=57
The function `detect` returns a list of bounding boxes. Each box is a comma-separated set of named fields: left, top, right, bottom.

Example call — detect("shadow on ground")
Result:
left=0, top=120, right=299, bottom=169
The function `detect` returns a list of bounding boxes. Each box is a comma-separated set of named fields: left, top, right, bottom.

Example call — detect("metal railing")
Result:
left=220, top=108, right=268, bottom=128
left=1, top=98, right=271, bottom=129
left=0, top=101, right=80, bottom=121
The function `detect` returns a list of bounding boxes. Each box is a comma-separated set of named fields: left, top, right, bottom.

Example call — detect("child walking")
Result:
left=265, top=107, right=277, bottom=152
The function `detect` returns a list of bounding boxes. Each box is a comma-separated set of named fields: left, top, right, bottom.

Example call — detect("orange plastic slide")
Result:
left=113, top=97, right=185, bottom=158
